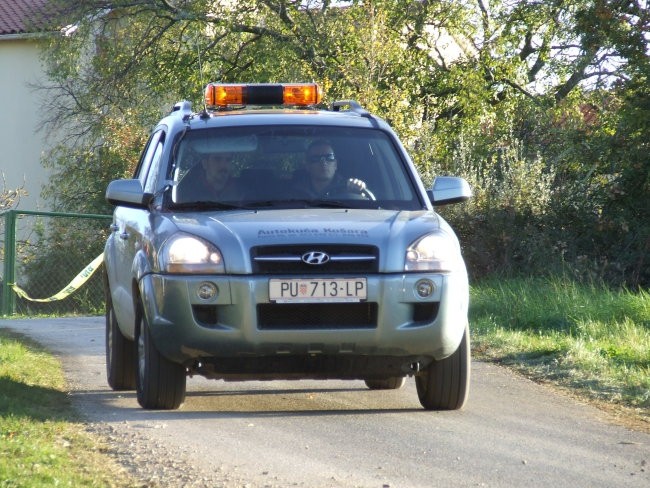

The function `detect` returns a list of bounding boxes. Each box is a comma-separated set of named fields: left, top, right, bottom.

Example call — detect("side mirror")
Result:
left=106, top=179, right=151, bottom=208
left=427, top=176, right=472, bottom=206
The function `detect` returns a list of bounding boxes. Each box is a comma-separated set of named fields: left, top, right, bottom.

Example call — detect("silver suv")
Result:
left=103, top=83, right=472, bottom=410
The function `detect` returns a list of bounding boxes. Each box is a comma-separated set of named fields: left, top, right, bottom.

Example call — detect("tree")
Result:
left=36, top=0, right=649, bottom=286
left=1, top=178, right=27, bottom=213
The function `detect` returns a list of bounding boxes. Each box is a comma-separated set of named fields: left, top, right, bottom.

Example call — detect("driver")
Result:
left=299, top=140, right=368, bottom=198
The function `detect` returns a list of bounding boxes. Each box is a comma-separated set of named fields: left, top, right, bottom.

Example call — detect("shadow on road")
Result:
left=71, top=385, right=426, bottom=420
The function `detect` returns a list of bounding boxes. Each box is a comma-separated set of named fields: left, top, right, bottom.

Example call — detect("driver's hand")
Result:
left=347, top=178, right=367, bottom=193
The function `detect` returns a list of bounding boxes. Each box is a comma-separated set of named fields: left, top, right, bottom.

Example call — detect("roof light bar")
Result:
left=204, top=83, right=322, bottom=108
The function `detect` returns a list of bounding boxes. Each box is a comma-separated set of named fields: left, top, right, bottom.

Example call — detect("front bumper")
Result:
left=139, top=271, right=468, bottom=375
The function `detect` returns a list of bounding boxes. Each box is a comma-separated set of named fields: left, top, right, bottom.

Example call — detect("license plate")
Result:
left=269, top=278, right=367, bottom=303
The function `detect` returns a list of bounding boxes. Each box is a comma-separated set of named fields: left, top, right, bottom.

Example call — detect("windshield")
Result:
left=167, top=125, right=423, bottom=210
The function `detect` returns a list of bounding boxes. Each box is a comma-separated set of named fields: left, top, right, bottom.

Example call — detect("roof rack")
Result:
left=330, top=100, right=372, bottom=119
left=171, top=101, right=193, bottom=121
left=171, top=100, right=192, bottom=113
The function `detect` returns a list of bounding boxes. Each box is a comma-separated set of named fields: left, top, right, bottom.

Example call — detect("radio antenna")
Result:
left=196, top=36, right=208, bottom=114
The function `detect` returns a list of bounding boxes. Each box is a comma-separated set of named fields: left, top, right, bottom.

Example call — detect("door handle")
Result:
left=119, top=232, right=130, bottom=240
left=109, top=224, right=119, bottom=232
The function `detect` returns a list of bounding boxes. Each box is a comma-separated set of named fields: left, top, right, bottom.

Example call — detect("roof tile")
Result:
left=0, top=0, right=56, bottom=36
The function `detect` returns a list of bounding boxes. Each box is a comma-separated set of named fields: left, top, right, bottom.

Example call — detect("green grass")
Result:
left=470, top=276, right=650, bottom=419
left=0, top=330, right=133, bottom=487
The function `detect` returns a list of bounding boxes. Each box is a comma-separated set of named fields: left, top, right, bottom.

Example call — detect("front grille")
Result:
left=258, top=302, right=377, bottom=330
left=252, top=244, right=378, bottom=274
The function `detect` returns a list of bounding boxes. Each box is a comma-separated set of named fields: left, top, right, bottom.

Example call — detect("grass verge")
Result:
left=470, top=275, right=649, bottom=430
left=0, top=329, right=134, bottom=487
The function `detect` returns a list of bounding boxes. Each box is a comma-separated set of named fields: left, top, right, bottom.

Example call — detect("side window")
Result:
left=134, top=129, right=164, bottom=185
left=143, top=137, right=165, bottom=195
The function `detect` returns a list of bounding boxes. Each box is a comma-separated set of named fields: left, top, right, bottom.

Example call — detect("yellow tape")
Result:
left=11, top=253, right=104, bottom=303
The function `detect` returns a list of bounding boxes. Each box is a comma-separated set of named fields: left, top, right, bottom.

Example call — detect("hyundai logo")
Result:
left=301, top=251, right=330, bottom=265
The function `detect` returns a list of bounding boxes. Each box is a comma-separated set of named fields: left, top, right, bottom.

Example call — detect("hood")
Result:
left=168, top=208, right=442, bottom=273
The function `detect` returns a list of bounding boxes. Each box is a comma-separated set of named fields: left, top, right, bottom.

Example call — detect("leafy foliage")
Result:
left=1, top=179, right=27, bottom=213
left=35, top=0, right=650, bottom=287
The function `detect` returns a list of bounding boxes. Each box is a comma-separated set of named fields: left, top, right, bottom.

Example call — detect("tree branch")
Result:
left=554, top=47, right=598, bottom=102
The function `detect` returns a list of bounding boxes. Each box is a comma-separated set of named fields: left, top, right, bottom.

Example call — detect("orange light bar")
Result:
left=283, top=83, right=322, bottom=106
left=205, top=84, right=244, bottom=107
left=204, top=83, right=322, bottom=107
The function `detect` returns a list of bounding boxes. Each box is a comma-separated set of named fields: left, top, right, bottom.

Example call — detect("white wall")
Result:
left=0, top=37, right=53, bottom=211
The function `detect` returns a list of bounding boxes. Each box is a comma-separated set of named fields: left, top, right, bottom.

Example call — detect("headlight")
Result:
left=405, top=233, right=460, bottom=272
left=159, top=234, right=225, bottom=274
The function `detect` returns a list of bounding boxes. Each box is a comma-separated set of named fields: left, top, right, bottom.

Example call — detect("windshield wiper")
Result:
left=243, top=199, right=353, bottom=209
left=171, top=201, right=247, bottom=211
left=301, top=199, right=353, bottom=208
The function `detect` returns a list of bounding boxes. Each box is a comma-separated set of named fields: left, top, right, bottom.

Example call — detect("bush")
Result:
left=16, top=216, right=108, bottom=316
left=415, top=90, right=649, bottom=289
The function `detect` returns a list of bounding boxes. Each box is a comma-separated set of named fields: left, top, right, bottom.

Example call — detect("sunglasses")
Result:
left=308, top=152, right=336, bottom=164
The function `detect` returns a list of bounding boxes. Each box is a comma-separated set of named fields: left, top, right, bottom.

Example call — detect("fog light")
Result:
left=197, top=282, right=218, bottom=300
left=415, top=279, right=435, bottom=298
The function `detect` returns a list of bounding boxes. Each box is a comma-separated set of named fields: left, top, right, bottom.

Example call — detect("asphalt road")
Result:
left=2, top=316, right=648, bottom=488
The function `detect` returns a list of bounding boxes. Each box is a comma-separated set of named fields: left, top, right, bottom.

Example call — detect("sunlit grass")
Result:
left=470, top=277, right=650, bottom=413
left=0, top=330, right=133, bottom=487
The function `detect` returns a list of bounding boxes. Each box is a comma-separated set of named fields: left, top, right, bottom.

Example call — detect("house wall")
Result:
left=0, top=36, right=52, bottom=211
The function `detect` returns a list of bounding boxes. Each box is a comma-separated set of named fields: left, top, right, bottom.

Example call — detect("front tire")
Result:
left=135, top=310, right=186, bottom=410
left=416, top=324, right=470, bottom=410
left=105, top=293, right=136, bottom=390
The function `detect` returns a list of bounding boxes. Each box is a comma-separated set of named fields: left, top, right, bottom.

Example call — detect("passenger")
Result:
left=189, top=152, right=241, bottom=200
left=297, top=140, right=368, bottom=198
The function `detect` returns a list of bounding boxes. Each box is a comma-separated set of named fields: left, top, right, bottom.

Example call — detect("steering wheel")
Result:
left=345, top=178, right=376, bottom=201
left=361, top=188, right=377, bottom=201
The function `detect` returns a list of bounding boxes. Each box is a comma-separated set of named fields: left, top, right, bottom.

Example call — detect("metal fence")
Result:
left=1, top=210, right=112, bottom=316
